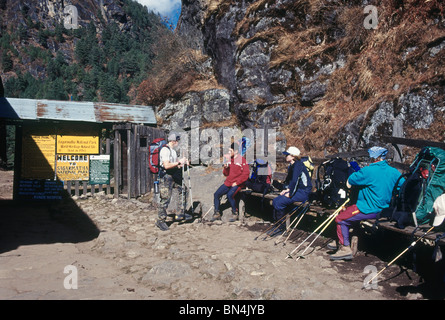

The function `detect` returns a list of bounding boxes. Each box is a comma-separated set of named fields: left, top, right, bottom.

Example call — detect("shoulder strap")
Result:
left=159, top=145, right=171, bottom=169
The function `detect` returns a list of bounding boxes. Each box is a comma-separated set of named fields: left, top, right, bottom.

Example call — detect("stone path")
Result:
left=0, top=168, right=435, bottom=300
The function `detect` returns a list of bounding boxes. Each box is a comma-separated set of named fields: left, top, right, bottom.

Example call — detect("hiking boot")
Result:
left=155, top=219, right=169, bottom=231
left=330, top=245, right=353, bottom=261
left=227, top=211, right=238, bottom=222
left=351, top=236, right=358, bottom=256
left=327, top=240, right=338, bottom=251
left=210, top=212, right=221, bottom=222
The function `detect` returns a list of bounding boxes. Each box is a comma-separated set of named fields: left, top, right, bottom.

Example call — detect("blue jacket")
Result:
left=285, top=160, right=312, bottom=198
left=348, top=160, right=404, bottom=214
left=348, top=160, right=405, bottom=214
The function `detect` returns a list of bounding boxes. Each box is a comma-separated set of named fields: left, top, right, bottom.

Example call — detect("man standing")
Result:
left=155, top=132, right=190, bottom=231
left=330, top=146, right=404, bottom=260
left=211, top=142, right=249, bottom=222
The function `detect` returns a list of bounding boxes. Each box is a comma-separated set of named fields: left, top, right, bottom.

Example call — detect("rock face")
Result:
left=157, top=89, right=232, bottom=130
left=171, top=0, right=445, bottom=157
left=4, top=0, right=128, bottom=30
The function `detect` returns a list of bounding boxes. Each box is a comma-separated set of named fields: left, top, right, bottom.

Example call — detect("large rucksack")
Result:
left=315, top=157, right=358, bottom=208
left=378, top=169, right=427, bottom=229
left=149, top=138, right=167, bottom=174
left=379, top=147, right=441, bottom=228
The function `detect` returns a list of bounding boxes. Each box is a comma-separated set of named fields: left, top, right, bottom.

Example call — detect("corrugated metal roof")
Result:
left=0, top=97, right=157, bottom=125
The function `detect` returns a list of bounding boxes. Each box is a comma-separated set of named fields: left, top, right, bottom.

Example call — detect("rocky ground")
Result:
left=0, top=167, right=443, bottom=303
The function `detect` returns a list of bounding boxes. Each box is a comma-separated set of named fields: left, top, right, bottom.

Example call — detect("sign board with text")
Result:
left=56, top=135, right=99, bottom=154
left=89, top=155, right=110, bottom=185
left=21, top=133, right=56, bottom=179
left=56, top=154, right=89, bottom=181
left=17, top=179, right=64, bottom=200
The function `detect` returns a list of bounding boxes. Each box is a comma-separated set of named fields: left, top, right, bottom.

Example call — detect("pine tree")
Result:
left=2, top=51, right=13, bottom=72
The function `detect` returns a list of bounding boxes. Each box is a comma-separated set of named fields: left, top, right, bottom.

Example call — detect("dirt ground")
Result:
left=0, top=167, right=444, bottom=303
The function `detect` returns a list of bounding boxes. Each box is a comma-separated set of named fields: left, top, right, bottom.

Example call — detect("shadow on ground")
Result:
left=244, top=200, right=445, bottom=300
left=0, top=196, right=100, bottom=254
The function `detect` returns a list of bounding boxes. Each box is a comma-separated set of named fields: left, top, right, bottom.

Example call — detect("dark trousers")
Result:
left=214, top=184, right=241, bottom=213
left=272, top=190, right=309, bottom=222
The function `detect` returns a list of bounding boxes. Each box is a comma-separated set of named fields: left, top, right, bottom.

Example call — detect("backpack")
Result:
left=379, top=170, right=425, bottom=229
left=148, top=138, right=167, bottom=174
left=302, top=156, right=314, bottom=179
left=315, top=158, right=358, bottom=208
left=246, top=159, right=272, bottom=193
left=379, top=149, right=436, bottom=229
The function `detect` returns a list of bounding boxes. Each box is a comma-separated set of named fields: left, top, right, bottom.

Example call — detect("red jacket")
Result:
left=223, top=154, right=250, bottom=187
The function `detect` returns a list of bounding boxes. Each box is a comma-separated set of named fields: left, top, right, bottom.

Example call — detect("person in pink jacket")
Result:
left=211, top=142, right=250, bottom=222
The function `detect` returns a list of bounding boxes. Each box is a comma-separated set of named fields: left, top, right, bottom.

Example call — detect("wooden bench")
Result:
left=238, top=175, right=445, bottom=247
left=239, top=135, right=445, bottom=246
left=359, top=219, right=445, bottom=246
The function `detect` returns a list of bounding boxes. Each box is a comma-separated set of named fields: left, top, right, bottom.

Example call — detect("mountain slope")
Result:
left=142, top=0, right=445, bottom=158
left=1, top=0, right=169, bottom=103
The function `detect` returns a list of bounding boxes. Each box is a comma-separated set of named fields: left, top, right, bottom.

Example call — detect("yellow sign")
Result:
left=22, top=134, right=56, bottom=179
left=57, top=135, right=99, bottom=154
left=56, top=154, right=89, bottom=181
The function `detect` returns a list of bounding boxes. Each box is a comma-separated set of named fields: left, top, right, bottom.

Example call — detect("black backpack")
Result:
left=316, top=158, right=357, bottom=208
left=379, top=165, right=428, bottom=229
left=246, top=159, right=272, bottom=194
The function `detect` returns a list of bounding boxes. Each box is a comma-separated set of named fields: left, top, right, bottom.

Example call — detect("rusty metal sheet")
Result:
left=36, top=100, right=96, bottom=122
left=93, top=102, right=156, bottom=124
left=0, top=98, right=37, bottom=120
left=0, top=98, right=156, bottom=125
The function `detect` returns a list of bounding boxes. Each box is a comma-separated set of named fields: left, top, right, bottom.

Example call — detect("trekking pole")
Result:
left=286, top=198, right=350, bottom=260
left=263, top=203, right=306, bottom=241
left=274, top=201, right=309, bottom=245
left=254, top=213, right=289, bottom=241
left=255, top=201, right=308, bottom=241
left=363, top=226, right=435, bottom=289
left=181, top=164, right=185, bottom=216
left=279, top=203, right=311, bottom=246
left=199, top=205, right=214, bottom=223
left=295, top=199, right=350, bottom=260
left=261, top=215, right=289, bottom=241
left=187, top=166, right=193, bottom=213
left=295, top=211, right=338, bottom=261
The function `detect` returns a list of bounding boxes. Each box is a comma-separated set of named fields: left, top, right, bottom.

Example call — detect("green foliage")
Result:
left=2, top=0, right=170, bottom=104
left=2, top=51, right=13, bottom=72
left=24, top=46, right=52, bottom=63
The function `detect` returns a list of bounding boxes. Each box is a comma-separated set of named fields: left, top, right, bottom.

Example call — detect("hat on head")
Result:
left=168, top=132, right=180, bottom=142
left=368, top=146, right=388, bottom=159
left=283, top=146, right=301, bottom=157
left=433, top=194, right=445, bottom=227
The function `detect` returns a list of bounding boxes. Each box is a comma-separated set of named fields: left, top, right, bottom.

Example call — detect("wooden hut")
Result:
left=0, top=97, right=163, bottom=200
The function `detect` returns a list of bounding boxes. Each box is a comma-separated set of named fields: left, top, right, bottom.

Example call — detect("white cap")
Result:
left=433, top=194, right=445, bottom=227
left=283, top=146, right=301, bottom=157
left=168, top=132, right=180, bottom=141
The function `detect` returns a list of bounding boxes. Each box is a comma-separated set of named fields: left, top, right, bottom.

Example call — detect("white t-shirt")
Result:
left=159, top=146, right=177, bottom=168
